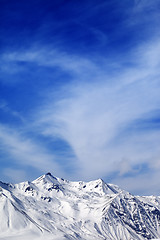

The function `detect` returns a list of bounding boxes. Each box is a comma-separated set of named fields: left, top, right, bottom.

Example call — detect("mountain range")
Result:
left=0, top=172, right=160, bottom=240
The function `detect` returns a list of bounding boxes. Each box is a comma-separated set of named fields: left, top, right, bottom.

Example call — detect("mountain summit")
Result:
left=0, top=173, right=160, bottom=240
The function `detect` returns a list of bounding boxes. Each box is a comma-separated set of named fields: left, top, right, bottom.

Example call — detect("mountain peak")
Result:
left=33, top=172, right=57, bottom=183
left=1, top=174, right=160, bottom=240
left=46, top=172, right=52, bottom=176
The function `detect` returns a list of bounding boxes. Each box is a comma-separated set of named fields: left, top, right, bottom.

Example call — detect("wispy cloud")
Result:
left=0, top=124, right=65, bottom=181
left=3, top=168, right=27, bottom=183
left=0, top=0, right=160, bottom=194
left=1, top=35, right=160, bottom=192
left=1, top=49, right=97, bottom=79
left=31, top=37, right=160, bottom=193
left=0, top=99, right=25, bottom=123
left=113, top=169, right=160, bottom=196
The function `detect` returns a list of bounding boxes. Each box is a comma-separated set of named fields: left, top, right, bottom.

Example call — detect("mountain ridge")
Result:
left=0, top=173, right=160, bottom=240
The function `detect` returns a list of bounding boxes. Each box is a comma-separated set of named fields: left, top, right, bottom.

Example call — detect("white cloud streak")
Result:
left=113, top=170, right=160, bottom=196
left=0, top=99, right=25, bottom=123
left=1, top=24, right=160, bottom=194
left=1, top=49, right=97, bottom=79
left=0, top=124, right=65, bottom=180
left=32, top=38, right=160, bottom=194
left=3, top=168, right=27, bottom=183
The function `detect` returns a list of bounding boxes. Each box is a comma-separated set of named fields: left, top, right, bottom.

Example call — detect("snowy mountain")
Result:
left=0, top=173, right=160, bottom=240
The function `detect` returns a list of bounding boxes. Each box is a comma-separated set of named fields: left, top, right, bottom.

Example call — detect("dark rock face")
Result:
left=103, top=193, right=160, bottom=239
left=25, top=186, right=33, bottom=192
left=48, top=184, right=60, bottom=191
left=46, top=172, right=52, bottom=176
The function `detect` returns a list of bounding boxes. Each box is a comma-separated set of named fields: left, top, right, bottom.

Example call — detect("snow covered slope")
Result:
left=0, top=173, right=160, bottom=240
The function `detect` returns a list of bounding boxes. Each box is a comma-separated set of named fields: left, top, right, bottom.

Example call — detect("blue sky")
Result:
left=0, top=0, right=160, bottom=195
